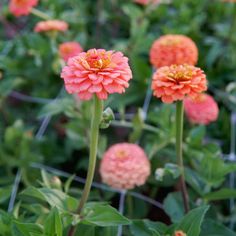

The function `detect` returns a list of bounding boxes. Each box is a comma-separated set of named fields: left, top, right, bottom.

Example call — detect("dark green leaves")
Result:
left=11, top=221, right=43, bottom=236
left=44, top=207, right=63, bottom=236
left=175, top=206, right=209, bottom=236
left=82, top=202, right=130, bottom=227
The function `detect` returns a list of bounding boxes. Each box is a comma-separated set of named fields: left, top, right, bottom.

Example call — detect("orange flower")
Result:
left=150, top=34, right=198, bottom=68
left=175, top=230, right=187, bottom=236
left=61, top=48, right=132, bottom=100
left=100, top=143, right=151, bottom=190
left=34, top=20, right=68, bottom=33
left=184, top=93, right=219, bottom=125
left=9, top=0, right=38, bottom=17
left=152, top=64, right=207, bottom=103
left=59, top=42, right=83, bottom=62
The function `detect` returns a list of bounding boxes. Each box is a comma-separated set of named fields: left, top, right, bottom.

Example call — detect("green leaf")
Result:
left=130, top=220, right=167, bottom=236
left=0, top=78, right=23, bottom=97
left=11, top=221, right=43, bottom=236
left=20, top=186, right=77, bottom=211
left=200, top=219, right=236, bottom=236
left=44, top=207, right=62, bottom=236
left=185, top=168, right=206, bottom=196
left=175, top=206, right=209, bottom=236
left=186, top=126, right=206, bottom=147
left=0, top=186, right=12, bottom=204
left=204, top=188, right=236, bottom=201
left=0, top=210, right=12, bottom=235
left=163, top=192, right=184, bottom=223
left=82, top=202, right=130, bottom=227
left=75, top=224, right=95, bottom=236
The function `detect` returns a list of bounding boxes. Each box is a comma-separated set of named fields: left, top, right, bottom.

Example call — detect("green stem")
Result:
left=30, top=8, right=51, bottom=20
left=68, top=96, right=103, bottom=236
left=176, top=101, right=189, bottom=213
left=111, top=120, right=161, bottom=134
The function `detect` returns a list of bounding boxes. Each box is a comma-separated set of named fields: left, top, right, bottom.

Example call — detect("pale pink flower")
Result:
left=60, top=48, right=132, bottom=100
left=34, top=20, right=68, bottom=33
left=9, top=0, right=38, bottom=17
left=184, top=93, right=219, bottom=125
left=59, top=42, right=83, bottom=62
left=150, top=34, right=198, bottom=68
left=100, top=143, right=151, bottom=190
left=152, top=64, right=207, bottom=103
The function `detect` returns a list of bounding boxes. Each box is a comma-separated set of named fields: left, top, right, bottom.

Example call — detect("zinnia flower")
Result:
left=61, top=48, right=132, bottom=100
left=152, top=64, right=207, bottom=103
left=59, top=42, right=83, bottom=62
left=184, top=93, right=219, bottom=125
left=34, top=20, right=68, bottom=33
left=100, top=143, right=150, bottom=190
left=150, top=34, right=198, bottom=68
left=9, top=0, right=38, bottom=17
left=134, top=0, right=160, bottom=5
left=175, top=231, right=187, bottom=236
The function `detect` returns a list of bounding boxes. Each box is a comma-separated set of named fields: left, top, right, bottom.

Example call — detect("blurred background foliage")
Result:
left=0, top=0, right=236, bottom=235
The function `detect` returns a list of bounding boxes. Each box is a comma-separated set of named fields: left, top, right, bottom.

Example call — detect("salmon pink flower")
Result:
left=150, top=34, right=198, bottom=68
left=61, top=48, right=132, bottom=100
left=184, top=93, right=219, bottom=125
left=9, top=0, right=38, bottom=17
left=100, top=143, right=150, bottom=190
left=152, top=64, right=207, bottom=103
left=175, top=231, right=187, bottom=236
left=59, top=42, right=83, bottom=62
left=34, top=20, right=68, bottom=33
left=134, top=0, right=160, bottom=5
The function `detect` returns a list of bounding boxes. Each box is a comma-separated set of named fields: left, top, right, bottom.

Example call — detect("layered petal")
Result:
left=152, top=64, right=207, bottom=103
left=61, top=48, right=132, bottom=100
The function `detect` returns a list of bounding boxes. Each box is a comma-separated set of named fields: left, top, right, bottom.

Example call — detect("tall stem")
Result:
left=68, top=96, right=103, bottom=236
left=176, top=101, right=189, bottom=213
left=30, top=8, right=51, bottom=20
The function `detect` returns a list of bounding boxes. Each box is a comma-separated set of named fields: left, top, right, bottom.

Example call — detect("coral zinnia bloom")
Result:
left=9, top=0, right=38, bottom=17
left=150, top=34, right=198, bottom=68
left=175, top=231, right=187, bottom=236
left=59, top=42, right=83, bottom=62
left=100, top=143, right=150, bottom=190
left=34, top=20, right=68, bottom=33
left=152, top=64, right=207, bottom=103
left=61, top=48, right=132, bottom=100
left=184, top=93, right=219, bottom=125
left=134, top=0, right=160, bottom=5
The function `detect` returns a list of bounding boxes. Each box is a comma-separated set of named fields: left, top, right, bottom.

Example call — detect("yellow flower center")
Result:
left=116, top=150, right=128, bottom=159
left=167, top=65, right=193, bottom=82
left=85, top=50, right=112, bottom=69
left=160, top=38, right=181, bottom=46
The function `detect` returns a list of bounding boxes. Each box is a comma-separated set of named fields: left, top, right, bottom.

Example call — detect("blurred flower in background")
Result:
left=152, top=64, right=207, bottom=103
left=59, top=42, right=83, bottom=62
left=150, top=34, right=198, bottom=68
left=174, top=231, right=187, bottom=236
left=34, top=20, right=68, bottom=33
left=100, top=143, right=150, bottom=190
left=9, top=0, right=38, bottom=17
left=61, top=49, right=132, bottom=100
left=134, top=0, right=160, bottom=5
left=184, top=93, right=219, bottom=125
